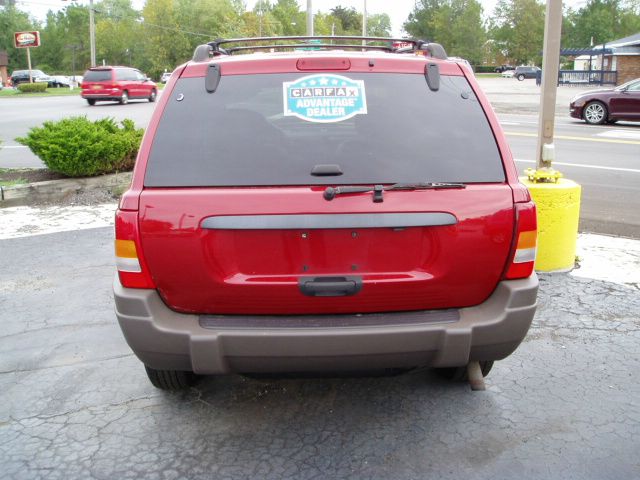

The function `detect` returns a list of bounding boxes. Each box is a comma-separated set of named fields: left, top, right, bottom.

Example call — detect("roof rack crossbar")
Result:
left=209, top=35, right=421, bottom=51
left=191, top=36, right=448, bottom=61
left=226, top=44, right=396, bottom=54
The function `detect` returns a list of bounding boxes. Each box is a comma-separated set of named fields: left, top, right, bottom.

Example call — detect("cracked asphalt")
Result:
left=1, top=211, right=639, bottom=479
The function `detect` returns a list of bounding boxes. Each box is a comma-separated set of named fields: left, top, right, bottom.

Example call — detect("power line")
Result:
left=92, top=7, right=212, bottom=38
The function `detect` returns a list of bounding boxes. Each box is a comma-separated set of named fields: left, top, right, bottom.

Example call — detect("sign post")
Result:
left=14, top=31, right=41, bottom=84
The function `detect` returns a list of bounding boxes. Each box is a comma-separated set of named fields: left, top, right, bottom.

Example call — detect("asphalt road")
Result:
left=1, top=225, right=639, bottom=479
left=1, top=87, right=638, bottom=238
left=502, top=113, right=640, bottom=238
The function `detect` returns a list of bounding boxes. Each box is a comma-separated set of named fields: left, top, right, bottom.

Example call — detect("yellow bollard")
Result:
left=520, top=177, right=582, bottom=272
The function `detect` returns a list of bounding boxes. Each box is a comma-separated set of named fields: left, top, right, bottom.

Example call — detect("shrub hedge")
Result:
left=17, top=117, right=144, bottom=177
left=17, top=82, right=48, bottom=93
left=475, top=66, right=499, bottom=73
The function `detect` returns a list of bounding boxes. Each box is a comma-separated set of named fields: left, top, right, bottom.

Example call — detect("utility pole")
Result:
left=525, top=0, right=582, bottom=273
left=89, top=0, right=96, bottom=67
left=535, top=0, right=562, bottom=170
left=362, top=0, right=367, bottom=36
left=362, top=0, right=367, bottom=47
left=306, top=0, right=313, bottom=36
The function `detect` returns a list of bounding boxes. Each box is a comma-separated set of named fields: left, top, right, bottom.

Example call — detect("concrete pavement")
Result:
left=0, top=201, right=639, bottom=479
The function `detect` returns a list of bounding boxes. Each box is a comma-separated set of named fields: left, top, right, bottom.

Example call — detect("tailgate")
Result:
left=139, top=185, right=514, bottom=314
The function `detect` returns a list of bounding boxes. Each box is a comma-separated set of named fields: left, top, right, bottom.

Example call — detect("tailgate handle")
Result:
left=299, top=276, right=362, bottom=297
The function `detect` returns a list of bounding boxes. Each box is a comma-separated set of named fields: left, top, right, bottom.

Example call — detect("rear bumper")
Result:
left=81, top=91, right=121, bottom=100
left=114, top=274, right=538, bottom=374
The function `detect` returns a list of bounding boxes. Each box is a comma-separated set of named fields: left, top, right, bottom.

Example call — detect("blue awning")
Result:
left=560, top=48, right=613, bottom=56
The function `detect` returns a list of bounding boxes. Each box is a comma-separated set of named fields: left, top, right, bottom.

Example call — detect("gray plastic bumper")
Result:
left=114, top=274, right=538, bottom=374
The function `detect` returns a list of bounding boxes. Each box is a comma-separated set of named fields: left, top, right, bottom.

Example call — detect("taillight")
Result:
left=504, top=202, right=537, bottom=279
left=115, top=209, right=156, bottom=289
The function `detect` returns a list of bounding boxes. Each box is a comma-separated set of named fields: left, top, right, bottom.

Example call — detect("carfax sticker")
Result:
left=283, top=74, right=367, bottom=123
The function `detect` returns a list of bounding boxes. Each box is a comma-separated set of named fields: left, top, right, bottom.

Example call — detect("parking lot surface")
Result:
left=1, top=206, right=639, bottom=480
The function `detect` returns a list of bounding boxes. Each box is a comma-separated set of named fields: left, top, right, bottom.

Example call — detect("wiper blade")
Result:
left=323, top=182, right=466, bottom=202
left=386, top=182, right=466, bottom=191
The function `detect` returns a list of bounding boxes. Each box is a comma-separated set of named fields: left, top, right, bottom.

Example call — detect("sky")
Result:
left=13, top=0, right=589, bottom=37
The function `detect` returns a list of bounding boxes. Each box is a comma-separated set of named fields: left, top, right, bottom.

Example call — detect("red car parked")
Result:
left=570, top=77, right=640, bottom=124
left=81, top=66, right=157, bottom=106
left=113, top=37, right=538, bottom=390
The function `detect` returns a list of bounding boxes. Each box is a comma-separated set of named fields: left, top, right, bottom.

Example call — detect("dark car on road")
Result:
left=81, top=66, right=157, bottom=105
left=514, top=66, right=541, bottom=81
left=570, top=77, right=640, bottom=124
left=113, top=36, right=538, bottom=391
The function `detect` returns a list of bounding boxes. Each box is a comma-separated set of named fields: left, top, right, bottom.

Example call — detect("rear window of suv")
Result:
left=145, top=72, right=505, bottom=187
left=84, top=70, right=112, bottom=82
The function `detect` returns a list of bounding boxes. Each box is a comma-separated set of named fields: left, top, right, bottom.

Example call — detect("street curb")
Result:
left=0, top=171, right=132, bottom=208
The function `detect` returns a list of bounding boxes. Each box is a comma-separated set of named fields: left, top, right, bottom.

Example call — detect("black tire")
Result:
left=144, top=366, right=197, bottom=390
left=87, top=99, right=96, bottom=106
left=149, top=89, right=157, bottom=102
left=120, top=90, right=129, bottom=105
left=436, top=360, right=494, bottom=382
left=583, top=101, right=607, bottom=125
left=517, top=74, right=525, bottom=81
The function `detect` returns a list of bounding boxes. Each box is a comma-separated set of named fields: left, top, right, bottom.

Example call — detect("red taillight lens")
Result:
left=115, top=209, right=156, bottom=289
left=504, top=202, right=538, bottom=279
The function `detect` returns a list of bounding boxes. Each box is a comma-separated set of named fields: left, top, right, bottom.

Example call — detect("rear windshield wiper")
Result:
left=323, top=182, right=466, bottom=202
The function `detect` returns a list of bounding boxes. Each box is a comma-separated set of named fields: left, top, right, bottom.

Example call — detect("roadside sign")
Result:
left=14, top=31, right=41, bottom=84
left=14, top=31, right=41, bottom=49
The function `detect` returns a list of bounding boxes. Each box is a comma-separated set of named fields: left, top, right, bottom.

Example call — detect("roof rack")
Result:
left=192, top=36, right=447, bottom=62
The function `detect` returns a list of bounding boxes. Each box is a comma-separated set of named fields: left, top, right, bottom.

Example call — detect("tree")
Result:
left=330, top=6, right=362, bottom=35
left=366, top=13, right=391, bottom=37
left=271, top=0, right=305, bottom=36
left=563, top=0, right=640, bottom=47
left=489, top=0, right=545, bottom=65
left=404, top=0, right=486, bottom=64
left=0, top=6, right=36, bottom=70
left=142, top=0, right=193, bottom=79
left=94, top=0, right=141, bottom=67
left=33, top=11, right=66, bottom=73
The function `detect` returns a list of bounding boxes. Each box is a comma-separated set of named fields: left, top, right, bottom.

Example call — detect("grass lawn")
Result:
left=0, top=87, right=81, bottom=98
left=1, top=83, right=165, bottom=98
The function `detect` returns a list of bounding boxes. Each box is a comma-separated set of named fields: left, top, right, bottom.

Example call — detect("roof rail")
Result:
left=191, top=36, right=448, bottom=61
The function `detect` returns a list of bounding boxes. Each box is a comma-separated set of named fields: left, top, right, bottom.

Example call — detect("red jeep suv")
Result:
left=81, top=66, right=157, bottom=105
left=113, top=37, right=538, bottom=390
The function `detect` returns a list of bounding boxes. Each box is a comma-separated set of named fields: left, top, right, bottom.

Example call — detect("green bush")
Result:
left=475, top=66, right=498, bottom=73
left=17, top=82, right=48, bottom=93
left=16, top=117, right=144, bottom=177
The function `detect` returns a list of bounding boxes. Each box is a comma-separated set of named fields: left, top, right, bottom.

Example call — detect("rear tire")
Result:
left=517, top=74, right=525, bottom=81
left=583, top=101, right=607, bottom=125
left=120, top=91, right=129, bottom=105
left=149, top=89, right=157, bottom=102
left=87, top=99, right=96, bottom=106
left=436, top=360, right=494, bottom=382
left=144, top=366, right=197, bottom=390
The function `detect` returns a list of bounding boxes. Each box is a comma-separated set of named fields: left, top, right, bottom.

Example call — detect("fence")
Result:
left=558, top=70, right=617, bottom=86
